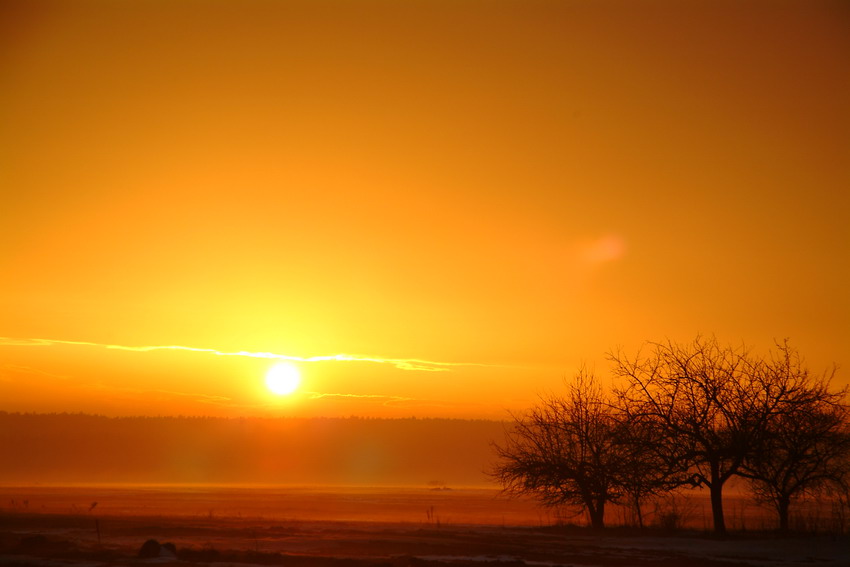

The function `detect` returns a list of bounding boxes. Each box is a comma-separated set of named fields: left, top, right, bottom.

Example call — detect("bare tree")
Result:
left=610, top=336, right=787, bottom=535
left=492, top=370, right=639, bottom=529
left=614, top=406, right=682, bottom=528
left=497, top=337, right=846, bottom=534
left=738, top=342, right=850, bottom=531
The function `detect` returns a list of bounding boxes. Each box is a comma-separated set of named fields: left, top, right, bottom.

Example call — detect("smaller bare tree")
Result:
left=738, top=342, right=850, bottom=531
left=492, top=370, right=642, bottom=529
left=614, top=408, right=682, bottom=528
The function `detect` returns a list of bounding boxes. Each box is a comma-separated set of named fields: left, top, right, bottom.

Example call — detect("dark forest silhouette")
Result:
left=492, top=337, right=850, bottom=533
left=0, top=414, right=503, bottom=487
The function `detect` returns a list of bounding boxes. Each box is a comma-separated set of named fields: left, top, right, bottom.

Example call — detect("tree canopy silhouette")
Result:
left=609, top=336, right=831, bottom=534
left=737, top=341, right=850, bottom=531
left=493, top=336, right=849, bottom=534
left=491, top=370, right=660, bottom=529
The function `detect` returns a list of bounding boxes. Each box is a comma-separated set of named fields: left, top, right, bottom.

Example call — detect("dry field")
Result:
left=0, top=486, right=847, bottom=567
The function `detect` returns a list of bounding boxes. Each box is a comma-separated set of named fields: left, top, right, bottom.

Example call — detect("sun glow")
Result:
left=265, top=362, right=301, bottom=395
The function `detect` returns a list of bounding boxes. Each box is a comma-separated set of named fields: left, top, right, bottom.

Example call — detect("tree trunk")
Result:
left=589, top=499, right=605, bottom=529
left=634, top=494, right=644, bottom=529
left=777, top=495, right=790, bottom=532
left=709, top=473, right=726, bottom=535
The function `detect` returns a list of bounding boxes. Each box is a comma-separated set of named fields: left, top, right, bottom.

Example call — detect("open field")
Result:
left=1, top=485, right=848, bottom=567
left=0, top=486, right=546, bottom=526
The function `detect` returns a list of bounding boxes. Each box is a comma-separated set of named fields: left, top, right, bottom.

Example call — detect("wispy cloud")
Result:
left=75, top=381, right=427, bottom=412
left=304, top=391, right=415, bottom=407
left=0, top=336, right=490, bottom=372
left=152, top=389, right=233, bottom=405
left=0, top=364, right=70, bottom=381
left=79, top=381, right=272, bottom=410
left=0, top=337, right=513, bottom=416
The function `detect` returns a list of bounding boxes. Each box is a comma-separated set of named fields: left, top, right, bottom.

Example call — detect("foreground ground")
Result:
left=1, top=511, right=848, bottom=567
left=0, top=486, right=847, bottom=567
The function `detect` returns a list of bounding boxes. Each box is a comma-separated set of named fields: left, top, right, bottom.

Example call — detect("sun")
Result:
left=265, top=362, right=301, bottom=395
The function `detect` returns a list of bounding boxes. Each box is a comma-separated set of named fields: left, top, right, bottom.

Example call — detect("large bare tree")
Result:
left=610, top=336, right=793, bottom=534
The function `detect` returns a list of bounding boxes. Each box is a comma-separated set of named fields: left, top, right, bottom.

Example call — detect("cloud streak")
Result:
left=0, top=337, right=489, bottom=372
left=304, top=391, right=415, bottom=407
left=0, top=364, right=71, bottom=381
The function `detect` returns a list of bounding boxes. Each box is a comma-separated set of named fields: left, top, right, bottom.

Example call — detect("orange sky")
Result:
left=2, top=0, right=848, bottom=419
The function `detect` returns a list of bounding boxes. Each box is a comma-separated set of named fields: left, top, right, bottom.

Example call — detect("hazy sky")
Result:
left=2, top=0, right=848, bottom=418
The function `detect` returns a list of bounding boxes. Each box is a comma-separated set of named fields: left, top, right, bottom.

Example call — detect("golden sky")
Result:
left=2, top=0, right=848, bottom=418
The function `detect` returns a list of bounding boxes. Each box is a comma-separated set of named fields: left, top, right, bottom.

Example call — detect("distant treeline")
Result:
left=0, top=412, right=506, bottom=486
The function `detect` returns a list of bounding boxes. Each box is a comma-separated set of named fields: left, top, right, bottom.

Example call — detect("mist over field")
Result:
left=0, top=413, right=505, bottom=486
